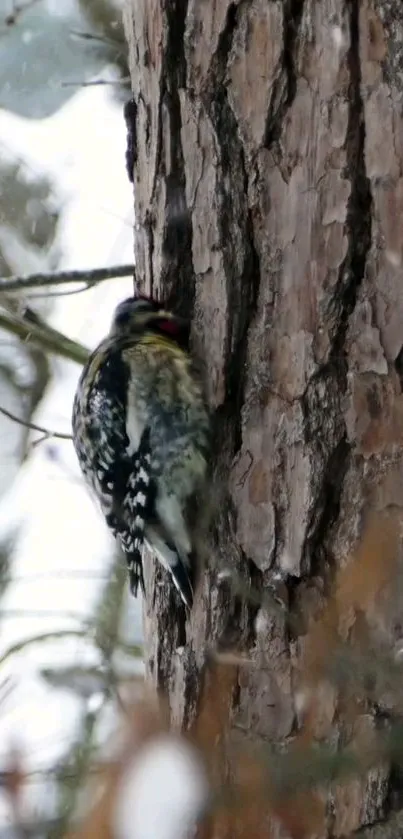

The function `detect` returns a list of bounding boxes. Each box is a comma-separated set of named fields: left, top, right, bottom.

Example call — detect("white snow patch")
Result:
left=0, top=77, right=137, bottom=819
left=114, top=736, right=209, bottom=839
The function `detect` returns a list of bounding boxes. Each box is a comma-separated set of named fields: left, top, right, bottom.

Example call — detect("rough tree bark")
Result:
left=123, top=0, right=403, bottom=835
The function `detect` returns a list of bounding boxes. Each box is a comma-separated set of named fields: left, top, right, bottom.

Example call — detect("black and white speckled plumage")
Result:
left=72, top=296, right=210, bottom=608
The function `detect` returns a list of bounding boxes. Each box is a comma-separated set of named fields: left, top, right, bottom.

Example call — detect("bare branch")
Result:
left=26, top=285, right=97, bottom=300
left=0, top=264, right=135, bottom=293
left=0, top=309, right=89, bottom=364
left=0, top=628, right=142, bottom=669
left=0, top=630, right=91, bottom=668
left=0, top=608, right=91, bottom=621
left=0, top=404, right=72, bottom=440
left=61, top=77, right=131, bottom=88
left=69, top=29, right=126, bottom=51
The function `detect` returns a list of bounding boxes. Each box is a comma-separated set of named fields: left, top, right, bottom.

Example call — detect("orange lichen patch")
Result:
left=190, top=662, right=273, bottom=838
left=271, top=789, right=326, bottom=839
left=335, top=512, right=399, bottom=616
left=302, top=512, right=399, bottom=690
left=213, top=750, right=272, bottom=839
left=190, top=661, right=238, bottom=783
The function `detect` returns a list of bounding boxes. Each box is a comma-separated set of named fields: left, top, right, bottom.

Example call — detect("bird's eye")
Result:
left=113, top=298, right=139, bottom=328
left=114, top=309, right=131, bottom=328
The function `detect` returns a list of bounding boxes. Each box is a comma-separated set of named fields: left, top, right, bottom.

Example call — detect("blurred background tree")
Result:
left=0, top=1, right=142, bottom=835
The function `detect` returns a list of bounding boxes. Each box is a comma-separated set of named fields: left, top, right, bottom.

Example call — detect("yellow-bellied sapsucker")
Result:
left=72, top=295, right=210, bottom=608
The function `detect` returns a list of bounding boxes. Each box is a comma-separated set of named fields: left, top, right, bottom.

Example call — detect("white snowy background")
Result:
left=0, top=65, right=142, bottom=828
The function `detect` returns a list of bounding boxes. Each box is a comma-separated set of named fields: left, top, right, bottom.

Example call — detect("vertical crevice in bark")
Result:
left=144, top=210, right=155, bottom=294
left=302, top=434, right=351, bottom=577
left=387, top=764, right=403, bottom=813
left=264, top=0, right=305, bottom=148
left=155, top=588, right=187, bottom=687
left=298, top=0, right=373, bottom=582
left=205, top=2, right=261, bottom=457
left=244, top=556, right=264, bottom=641
left=328, top=0, right=372, bottom=366
left=207, top=3, right=249, bottom=402
left=231, top=207, right=261, bottom=455
left=394, top=345, right=403, bottom=391
left=161, top=0, right=194, bottom=318
left=196, top=2, right=264, bottom=659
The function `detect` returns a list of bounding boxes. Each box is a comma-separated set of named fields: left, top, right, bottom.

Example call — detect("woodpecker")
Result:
left=72, top=295, right=210, bottom=608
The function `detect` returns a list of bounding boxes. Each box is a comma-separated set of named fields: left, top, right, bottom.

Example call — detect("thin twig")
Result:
left=0, top=264, right=135, bottom=293
left=0, top=628, right=142, bottom=669
left=61, top=77, right=130, bottom=88
left=0, top=608, right=91, bottom=621
left=69, top=29, right=125, bottom=50
left=25, top=285, right=94, bottom=300
left=0, top=630, right=91, bottom=668
left=0, top=404, right=72, bottom=440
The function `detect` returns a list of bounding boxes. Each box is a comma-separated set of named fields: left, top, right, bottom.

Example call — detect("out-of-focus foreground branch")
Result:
left=0, top=308, right=89, bottom=364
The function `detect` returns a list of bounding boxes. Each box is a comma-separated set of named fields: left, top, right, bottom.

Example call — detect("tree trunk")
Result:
left=123, top=0, right=403, bottom=835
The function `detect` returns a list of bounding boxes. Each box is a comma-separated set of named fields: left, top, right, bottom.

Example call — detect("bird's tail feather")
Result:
left=168, top=555, right=194, bottom=609
left=145, top=526, right=194, bottom=609
left=126, top=554, right=145, bottom=598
